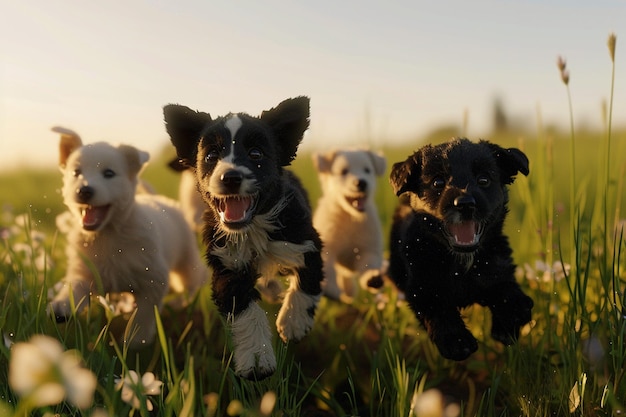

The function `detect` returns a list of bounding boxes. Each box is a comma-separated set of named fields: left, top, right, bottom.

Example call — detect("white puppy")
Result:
left=313, top=149, right=386, bottom=302
left=49, top=127, right=207, bottom=348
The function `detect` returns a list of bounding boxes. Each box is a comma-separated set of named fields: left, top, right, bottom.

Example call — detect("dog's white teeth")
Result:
left=449, top=221, right=479, bottom=246
left=454, top=235, right=477, bottom=245
left=80, top=205, right=110, bottom=230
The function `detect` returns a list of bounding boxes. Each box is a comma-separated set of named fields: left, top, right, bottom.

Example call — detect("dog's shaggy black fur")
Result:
left=163, top=96, right=323, bottom=379
left=388, top=138, right=534, bottom=361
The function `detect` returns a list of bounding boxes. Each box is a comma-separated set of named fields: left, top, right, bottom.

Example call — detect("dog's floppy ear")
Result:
left=118, top=144, right=150, bottom=179
left=367, top=151, right=387, bottom=176
left=312, top=151, right=335, bottom=173
left=486, top=142, right=530, bottom=184
left=53, top=126, right=83, bottom=168
left=260, top=96, right=310, bottom=166
left=389, top=151, right=422, bottom=196
left=163, top=104, right=212, bottom=168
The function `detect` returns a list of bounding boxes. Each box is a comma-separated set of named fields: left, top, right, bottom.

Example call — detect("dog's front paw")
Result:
left=230, top=302, right=277, bottom=379
left=276, top=291, right=320, bottom=343
left=48, top=280, right=91, bottom=321
left=491, top=293, right=534, bottom=345
left=432, top=326, right=478, bottom=361
left=233, top=344, right=277, bottom=381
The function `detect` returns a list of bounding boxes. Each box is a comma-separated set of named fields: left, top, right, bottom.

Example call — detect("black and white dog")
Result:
left=163, top=96, right=323, bottom=379
left=388, top=138, right=534, bottom=361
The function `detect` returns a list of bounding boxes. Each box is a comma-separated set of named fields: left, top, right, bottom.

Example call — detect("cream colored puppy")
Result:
left=313, top=149, right=386, bottom=302
left=49, top=127, right=207, bottom=348
left=168, top=158, right=205, bottom=232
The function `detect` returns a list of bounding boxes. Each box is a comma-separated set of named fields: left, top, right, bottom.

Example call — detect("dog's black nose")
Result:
left=454, top=194, right=476, bottom=210
left=221, top=169, right=243, bottom=192
left=77, top=186, right=94, bottom=203
left=356, top=179, right=368, bottom=192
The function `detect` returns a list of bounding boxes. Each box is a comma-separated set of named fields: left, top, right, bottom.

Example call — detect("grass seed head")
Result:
left=608, top=32, right=616, bottom=62
left=557, top=56, right=570, bottom=85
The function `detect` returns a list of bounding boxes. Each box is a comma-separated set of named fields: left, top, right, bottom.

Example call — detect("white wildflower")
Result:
left=9, top=334, right=97, bottom=409
left=59, top=352, right=100, bottom=409
left=55, top=211, right=74, bottom=234
left=115, top=370, right=162, bottom=411
left=11, top=242, right=33, bottom=258
left=97, top=292, right=137, bottom=317
left=14, top=213, right=30, bottom=228
left=523, top=260, right=570, bottom=283
left=411, top=388, right=444, bottom=417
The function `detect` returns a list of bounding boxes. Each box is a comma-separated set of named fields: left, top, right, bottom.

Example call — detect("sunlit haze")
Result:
left=1, top=0, right=624, bottom=171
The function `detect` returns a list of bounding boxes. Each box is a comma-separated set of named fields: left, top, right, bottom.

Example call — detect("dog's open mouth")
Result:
left=446, top=220, right=482, bottom=251
left=216, top=195, right=256, bottom=225
left=81, top=205, right=110, bottom=231
left=345, top=194, right=367, bottom=212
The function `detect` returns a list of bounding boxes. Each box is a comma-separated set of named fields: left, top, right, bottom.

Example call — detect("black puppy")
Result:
left=163, top=96, right=323, bottom=379
left=388, top=138, right=533, bottom=361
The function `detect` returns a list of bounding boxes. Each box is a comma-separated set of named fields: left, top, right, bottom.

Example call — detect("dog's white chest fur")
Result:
left=317, top=202, right=381, bottom=268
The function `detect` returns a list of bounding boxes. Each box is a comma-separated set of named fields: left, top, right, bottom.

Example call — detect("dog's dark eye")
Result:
left=103, top=169, right=116, bottom=178
left=341, top=168, right=349, bottom=176
left=204, top=150, right=219, bottom=164
left=477, top=174, right=491, bottom=187
left=364, top=167, right=371, bottom=174
left=432, top=177, right=446, bottom=189
left=73, top=169, right=82, bottom=178
left=248, top=148, right=263, bottom=160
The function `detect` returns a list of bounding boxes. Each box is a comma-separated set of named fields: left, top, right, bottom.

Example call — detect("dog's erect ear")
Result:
left=260, top=96, right=310, bottom=166
left=163, top=104, right=212, bottom=167
left=53, top=126, right=83, bottom=168
left=389, top=151, right=422, bottom=196
left=486, top=142, right=530, bottom=184
left=118, top=144, right=150, bottom=179
left=368, top=151, right=387, bottom=176
left=312, top=151, right=335, bottom=173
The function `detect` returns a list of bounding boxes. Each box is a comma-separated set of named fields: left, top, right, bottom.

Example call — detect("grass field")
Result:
left=1, top=39, right=625, bottom=417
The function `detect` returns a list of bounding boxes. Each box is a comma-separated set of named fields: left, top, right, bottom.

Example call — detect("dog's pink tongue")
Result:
left=449, top=221, right=477, bottom=245
left=82, top=206, right=109, bottom=230
left=222, top=197, right=252, bottom=222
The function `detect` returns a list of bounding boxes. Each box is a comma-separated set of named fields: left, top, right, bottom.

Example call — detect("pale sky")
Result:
left=1, top=0, right=624, bottom=171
